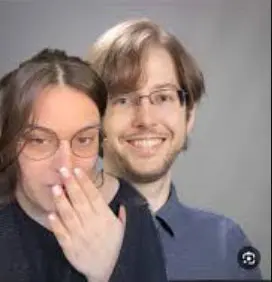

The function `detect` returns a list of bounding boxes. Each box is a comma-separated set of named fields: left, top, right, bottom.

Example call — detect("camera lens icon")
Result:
left=238, top=246, right=261, bottom=270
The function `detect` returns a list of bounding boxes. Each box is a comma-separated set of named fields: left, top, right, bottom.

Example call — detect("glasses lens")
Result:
left=21, top=128, right=57, bottom=160
left=151, top=89, right=180, bottom=105
left=71, top=127, right=99, bottom=158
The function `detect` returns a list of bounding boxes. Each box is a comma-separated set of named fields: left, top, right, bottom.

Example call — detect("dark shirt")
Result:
left=155, top=183, right=262, bottom=280
left=0, top=178, right=167, bottom=282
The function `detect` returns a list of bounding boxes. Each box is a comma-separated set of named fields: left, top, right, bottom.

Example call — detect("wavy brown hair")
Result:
left=0, top=48, right=107, bottom=205
left=89, top=18, right=205, bottom=110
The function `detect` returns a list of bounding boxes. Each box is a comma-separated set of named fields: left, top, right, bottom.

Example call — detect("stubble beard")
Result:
left=106, top=138, right=187, bottom=184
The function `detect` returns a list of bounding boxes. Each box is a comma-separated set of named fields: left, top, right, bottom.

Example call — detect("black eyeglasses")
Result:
left=109, top=87, right=188, bottom=109
left=19, top=125, right=100, bottom=160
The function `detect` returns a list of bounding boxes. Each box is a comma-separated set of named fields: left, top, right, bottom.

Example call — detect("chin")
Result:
left=33, top=194, right=55, bottom=214
left=124, top=167, right=169, bottom=183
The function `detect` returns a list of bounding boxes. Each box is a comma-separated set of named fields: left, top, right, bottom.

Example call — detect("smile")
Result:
left=123, top=136, right=167, bottom=157
left=127, top=138, right=165, bottom=148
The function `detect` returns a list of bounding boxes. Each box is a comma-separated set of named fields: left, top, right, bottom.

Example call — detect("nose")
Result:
left=132, top=98, right=157, bottom=128
left=52, top=140, right=74, bottom=171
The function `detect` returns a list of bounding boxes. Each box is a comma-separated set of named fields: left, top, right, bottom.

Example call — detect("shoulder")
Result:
left=0, top=202, right=21, bottom=250
left=0, top=201, right=26, bottom=250
left=178, top=203, right=256, bottom=253
left=177, top=201, right=243, bottom=235
left=175, top=203, right=262, bottom=279
left=0, top=202, right=17, bottom=233
left=169, top=199, right=253, bottom=255
left=0, top=202, right=31, bottom=282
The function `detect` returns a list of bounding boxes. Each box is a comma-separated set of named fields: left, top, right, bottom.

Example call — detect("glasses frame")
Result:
left=19, top=124, right=101, bottom=161
left=109, top=87, right=189, bottom=108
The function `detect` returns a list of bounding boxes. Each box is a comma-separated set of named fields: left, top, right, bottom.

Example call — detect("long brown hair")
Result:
left=0, top=48, right=107, bottom=204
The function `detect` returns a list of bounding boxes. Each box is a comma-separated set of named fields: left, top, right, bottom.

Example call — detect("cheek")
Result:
left=73, top=156, right=98, bottom=174
left=164, top=112, right=187, bottom=137
left=17, top=156, right=48, bottom=188
left=18, top=156, right=47, bottom=174
left=103, top=112, right=129, bottom=138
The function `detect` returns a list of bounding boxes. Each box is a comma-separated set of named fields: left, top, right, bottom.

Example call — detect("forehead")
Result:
left=140, top=45, right=179, bottom=90
left=31, top=85, right=100, bottom=136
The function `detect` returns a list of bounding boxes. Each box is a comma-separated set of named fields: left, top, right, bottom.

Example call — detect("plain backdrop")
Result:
left=0, top=0, right=271, bottom=279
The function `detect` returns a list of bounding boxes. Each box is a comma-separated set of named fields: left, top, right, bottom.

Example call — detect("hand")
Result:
left=48, top=167, right=126, bottom=282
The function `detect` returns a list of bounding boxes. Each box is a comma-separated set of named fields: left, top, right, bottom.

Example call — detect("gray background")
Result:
left=0, top=0, right=270, bottom=279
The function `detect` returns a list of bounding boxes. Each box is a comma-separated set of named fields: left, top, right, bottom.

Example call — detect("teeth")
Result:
left=129, top=139, right=163, bottom=148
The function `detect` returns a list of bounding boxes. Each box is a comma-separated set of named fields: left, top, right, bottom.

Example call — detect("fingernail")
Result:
left=59, top=167, right=69, bottom=178
left=52, top=185, right=62, bottom=196
left=48, top=213, right=56, bottom=221
left=74, top=167, right=81, bottom=177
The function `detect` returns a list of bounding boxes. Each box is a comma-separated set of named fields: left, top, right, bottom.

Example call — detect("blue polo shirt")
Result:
left=155, top=184, right=262, bottom=280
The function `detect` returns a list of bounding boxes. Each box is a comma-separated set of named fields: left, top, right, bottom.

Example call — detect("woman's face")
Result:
left=17, top=84, right=100, bottom=213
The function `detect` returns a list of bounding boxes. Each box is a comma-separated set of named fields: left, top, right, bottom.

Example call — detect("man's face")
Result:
left=103, top=46, right=195, bottom=183
left=17, top=85, right=100, bottom=212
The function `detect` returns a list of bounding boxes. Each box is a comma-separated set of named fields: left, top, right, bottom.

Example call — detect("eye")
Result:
left=158, top=94, right=170, bottom=101
left=153, top=91, right=176, bottom=104
left=22, top=128, right=55, bottom=146
left=76, top=136, right=95, bottom=145
left=111, top=96, right=130, bottom=105
left=25, top=136, right=48, bottom=145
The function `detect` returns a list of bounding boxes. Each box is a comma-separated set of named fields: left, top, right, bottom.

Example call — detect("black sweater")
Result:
left=0, top=179, right=168, bottom=282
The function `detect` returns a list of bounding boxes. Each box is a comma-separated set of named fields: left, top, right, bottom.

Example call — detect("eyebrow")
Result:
left=111, top=83, right=179, bottom=98
left=150, top=83, right=179, bottom=91
left=25, top=123, right=100, bottom=132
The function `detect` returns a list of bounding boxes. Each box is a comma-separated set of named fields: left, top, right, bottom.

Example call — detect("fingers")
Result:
left=73, top=168, right=114, bottom=216
left=59, top=167, right=90, bottom=213
left=51, top=184, right=82, bottom=233
left=48, top=212, right=71, bottom=250
left=57, top=167, right=120, bottom=225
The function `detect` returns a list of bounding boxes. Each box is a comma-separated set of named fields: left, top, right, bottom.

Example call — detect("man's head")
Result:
left=0, top=49, right=107, bottom=211
left=89, top=19, right=205, bottom=184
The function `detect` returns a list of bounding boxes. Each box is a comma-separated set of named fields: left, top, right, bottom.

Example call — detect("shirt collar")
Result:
left=155, top=183, right=185, bottom=237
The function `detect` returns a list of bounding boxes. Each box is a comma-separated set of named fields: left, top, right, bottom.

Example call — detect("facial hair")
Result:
left=104, top=136, right=188, bottom=184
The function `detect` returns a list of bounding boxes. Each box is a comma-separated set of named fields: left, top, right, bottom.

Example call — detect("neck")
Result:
left=15, top=187, right=51, bottom=230
left=104, top=162, right=171, bottom=212
left=132, top=173, right=171, bottom=212
left=96, top=172, right=120, bottom=204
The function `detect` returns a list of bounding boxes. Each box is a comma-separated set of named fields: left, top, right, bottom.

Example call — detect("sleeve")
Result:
left=224, top=218, right=262, bottom=280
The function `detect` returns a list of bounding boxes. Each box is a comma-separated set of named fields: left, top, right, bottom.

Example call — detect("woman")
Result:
left=0, top=49, right=167, bottom=282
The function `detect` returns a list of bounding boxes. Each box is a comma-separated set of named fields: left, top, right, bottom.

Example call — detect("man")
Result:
left=89, top=18, right=262, bottom=280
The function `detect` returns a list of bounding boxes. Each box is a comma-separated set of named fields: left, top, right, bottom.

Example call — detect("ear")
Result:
left=186, top=105, right=197, bottom=135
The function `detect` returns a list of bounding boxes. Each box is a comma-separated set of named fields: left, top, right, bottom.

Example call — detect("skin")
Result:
left=15, top=85, right=125, bottom=282
left=103, top=45, right=196, bottom=212
left=16, top=85, right=100, bottom=216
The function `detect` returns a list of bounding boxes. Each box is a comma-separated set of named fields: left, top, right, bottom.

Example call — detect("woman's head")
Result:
left=0, top=49, right=107, bottom=211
